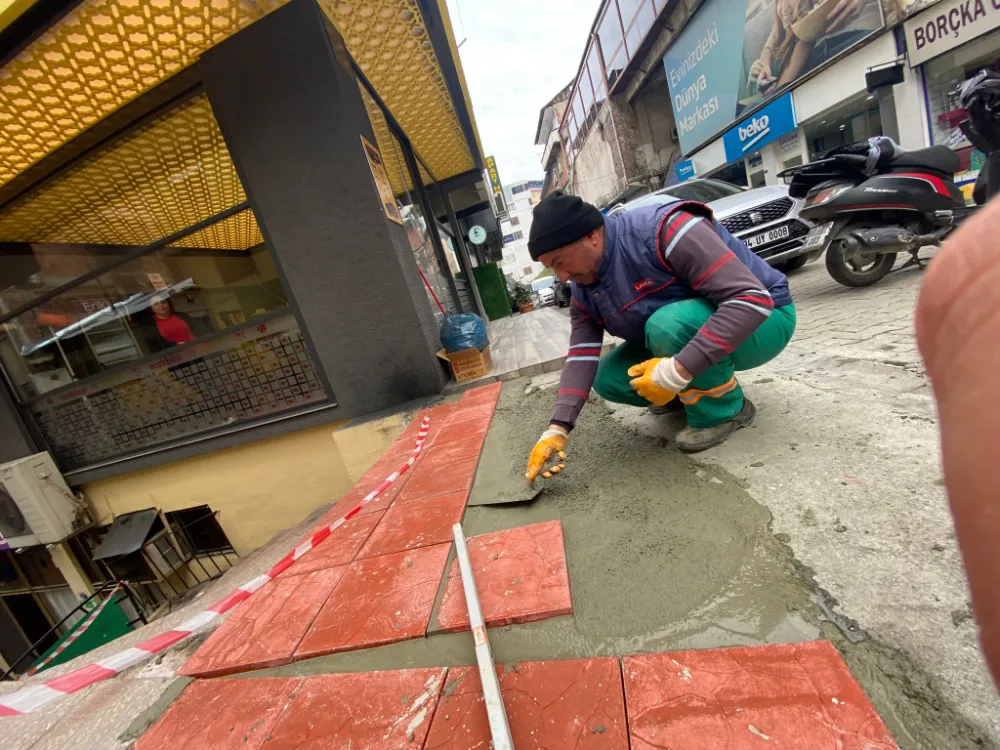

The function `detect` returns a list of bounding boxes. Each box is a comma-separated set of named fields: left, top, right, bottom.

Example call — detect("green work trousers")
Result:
left=593, top=299, right=796, bottom=428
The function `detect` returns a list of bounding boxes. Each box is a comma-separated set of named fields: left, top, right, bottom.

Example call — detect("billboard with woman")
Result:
left=664, top=0, right=885, bottom=154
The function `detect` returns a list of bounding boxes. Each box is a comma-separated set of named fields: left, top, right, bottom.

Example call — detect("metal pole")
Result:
left=452, top=524, right=514, bottom=750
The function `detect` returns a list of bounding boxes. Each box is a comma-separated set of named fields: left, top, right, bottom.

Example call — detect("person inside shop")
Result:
left=524, top=191, right=796, bottom=482
left=133, top=292, right=197, bottom=352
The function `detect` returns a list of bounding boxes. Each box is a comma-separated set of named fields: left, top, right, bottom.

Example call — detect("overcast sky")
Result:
left=446, top=0, right=602, bottom=185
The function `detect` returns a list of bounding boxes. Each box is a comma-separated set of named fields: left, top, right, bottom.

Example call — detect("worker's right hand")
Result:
left=526, top=426, right=568, bottom=483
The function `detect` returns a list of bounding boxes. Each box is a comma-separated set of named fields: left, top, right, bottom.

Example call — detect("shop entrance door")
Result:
left=746, top=151, right=766, bottom=188
left=1, top=595, right=58, bottom=673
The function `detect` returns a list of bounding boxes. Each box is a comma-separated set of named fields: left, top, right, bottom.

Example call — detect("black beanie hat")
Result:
left=528, top=191, right=604, bottom=261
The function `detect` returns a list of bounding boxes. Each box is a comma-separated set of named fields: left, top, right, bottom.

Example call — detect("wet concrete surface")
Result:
left=250, top=381, right=992, bottom=750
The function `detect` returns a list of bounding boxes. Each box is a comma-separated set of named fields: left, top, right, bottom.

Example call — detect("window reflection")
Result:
left=0, top=226, right=288, bottom=401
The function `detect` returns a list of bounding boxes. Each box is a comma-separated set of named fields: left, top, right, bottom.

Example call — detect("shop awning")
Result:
left=92, top=509, right=159, bottom=561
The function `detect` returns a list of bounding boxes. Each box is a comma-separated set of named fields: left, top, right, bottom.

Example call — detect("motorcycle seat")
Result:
left=888, top=146, right=959, bottom=175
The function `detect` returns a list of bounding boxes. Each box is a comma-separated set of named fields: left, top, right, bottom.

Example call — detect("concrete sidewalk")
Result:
left=2, top=261, right=996, bottom=749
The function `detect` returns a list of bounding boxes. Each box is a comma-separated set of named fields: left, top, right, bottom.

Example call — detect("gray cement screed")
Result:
left=221, top=381, right=990, bottom=750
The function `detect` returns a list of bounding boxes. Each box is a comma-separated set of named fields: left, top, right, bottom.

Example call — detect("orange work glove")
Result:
left=628, top=357, right=690, bottom=406
left=526, top=426, right=568, bottom=483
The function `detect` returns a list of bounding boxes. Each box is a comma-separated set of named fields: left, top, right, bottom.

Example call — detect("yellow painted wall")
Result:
left=82, top=414, right=405, bottom=556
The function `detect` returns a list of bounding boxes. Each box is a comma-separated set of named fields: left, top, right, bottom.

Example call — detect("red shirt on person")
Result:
left=154, top=313, right=194, bottom=345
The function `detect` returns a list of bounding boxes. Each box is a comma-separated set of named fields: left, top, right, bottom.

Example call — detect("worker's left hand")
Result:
left=628, top=357, right=691, bottom=406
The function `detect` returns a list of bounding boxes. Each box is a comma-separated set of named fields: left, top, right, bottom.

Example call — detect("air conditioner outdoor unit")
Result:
left=0, top=453, right=82, bottom=549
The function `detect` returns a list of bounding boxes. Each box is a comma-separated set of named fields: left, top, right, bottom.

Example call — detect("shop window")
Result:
left=11, top=547, right=64, bottom=589
left=0, top=94, right=330, bottom=473
left=598, top=5, right=626, bottom=87
left=617, top=0, right=641, bottom=25
left=572, top=93, right=587, bottom=142
left=166, top=507, right=233, bottom=555
left=923, top=34, right=999, bottom=190
left=578, top=71, right=597, bottom=137
left=368, top=115, right=461, bottom=324
left=804, top=96, right=882, bottom=162
left=624, top=0, right=656, bottom=58
left=588, top=45, right=608, bottom=106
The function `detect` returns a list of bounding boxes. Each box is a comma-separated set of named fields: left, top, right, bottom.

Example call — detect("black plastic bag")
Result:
left=440, top=313, right=489, bottom=353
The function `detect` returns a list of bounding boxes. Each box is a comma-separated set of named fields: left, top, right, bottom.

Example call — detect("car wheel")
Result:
left=774, top=254, right=809, bottom=273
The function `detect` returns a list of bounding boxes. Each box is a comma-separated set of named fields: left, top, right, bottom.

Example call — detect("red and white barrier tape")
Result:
left=0, top=416, right=431, bottom=718
left=22, top=582, right=125, bottom=680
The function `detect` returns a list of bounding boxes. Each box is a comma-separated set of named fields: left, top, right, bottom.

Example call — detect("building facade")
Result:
left=0, top=0, right=492, bottom=675
left=499, top=179, right=544, bottom=283
left=538, top=0, right=984, bottom=207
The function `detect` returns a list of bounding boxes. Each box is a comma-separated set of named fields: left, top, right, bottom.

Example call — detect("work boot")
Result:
left=646, top=398, right=685, bottom=416
left=675, top=398, right=756, bottom=453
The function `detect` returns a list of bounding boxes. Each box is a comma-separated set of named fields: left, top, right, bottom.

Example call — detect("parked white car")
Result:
left=608, top=178, right=820, bottom=272
left=531, top=278, right=556, bottom=307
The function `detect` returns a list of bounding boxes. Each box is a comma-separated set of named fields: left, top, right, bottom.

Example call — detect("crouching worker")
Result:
left=525, top=191, right=796, bottom=482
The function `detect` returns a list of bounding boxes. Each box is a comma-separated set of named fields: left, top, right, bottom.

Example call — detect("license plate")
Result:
left=801, top=222, right=834, bottom=251
left=744, top=224, right=791, bottom=248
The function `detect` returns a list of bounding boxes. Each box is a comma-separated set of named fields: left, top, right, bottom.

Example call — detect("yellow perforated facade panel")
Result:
left=0, top=0, right=285, bottom=188
left=0, top=94, right=251, bottom=247
left=0, top=0, right=478, bottom=201
left=168, top=206, right=262, bottom=250
left=317, top=0, right=474, bottom=183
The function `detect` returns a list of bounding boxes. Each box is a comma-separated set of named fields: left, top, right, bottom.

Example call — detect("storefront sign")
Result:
left=675, top=159, right=696, bottom=182
left=904, top=0, right=1000, bottom=66
left=663, top=0, right=884, bottom=155
left=485, top=155, right=503, bottom=197
left=468, top=225, right=487, bottom=245
left=361, top=136, right=403, bottom=225
left=778, top=129, right=801, bottom=157
left=723, top=93, right=797, bottom=162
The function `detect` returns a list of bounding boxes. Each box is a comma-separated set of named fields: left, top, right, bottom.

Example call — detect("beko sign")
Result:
left=905, top=0, right=1000, bottom=66
left=722, top=93, right=797, bottom=163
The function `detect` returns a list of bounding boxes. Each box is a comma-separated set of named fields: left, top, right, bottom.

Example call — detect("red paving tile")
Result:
left=434, top=520, right=572, bottom=633
left=179, top=567, right=347, bottom=678
left=433, top=415, right=490, bottom=448
left=329, top=451, right=416, bottom=517
left=419, top=435, right=486, bottom=465
left=288, top=512, right=384, bottom=575
left=447, top=400, right=496, bottom=422
left=425, top=658, right=628, bottom=749
left=261, top=668, right=446, bottom=749
left=461, top=382, right=502, bottom=405
left=134, top=677, right=302, bottom=750
left=623, top=641, right=898, bottom=750
left=395, top=456, right=479, bottom=505
left=358, top=493, right=466, bottom=559
left=295, top=543, right=452, bottom=660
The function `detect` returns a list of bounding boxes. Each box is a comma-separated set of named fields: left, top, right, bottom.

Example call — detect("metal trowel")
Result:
left=467, top=452, right=565, bottom=507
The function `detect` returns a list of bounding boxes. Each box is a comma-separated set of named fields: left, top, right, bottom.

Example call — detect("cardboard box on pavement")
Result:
left=436, top=345, right=492, bottom=382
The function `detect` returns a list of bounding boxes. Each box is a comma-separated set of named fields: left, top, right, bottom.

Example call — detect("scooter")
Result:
left=780, top=138, right=971, bottom=287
